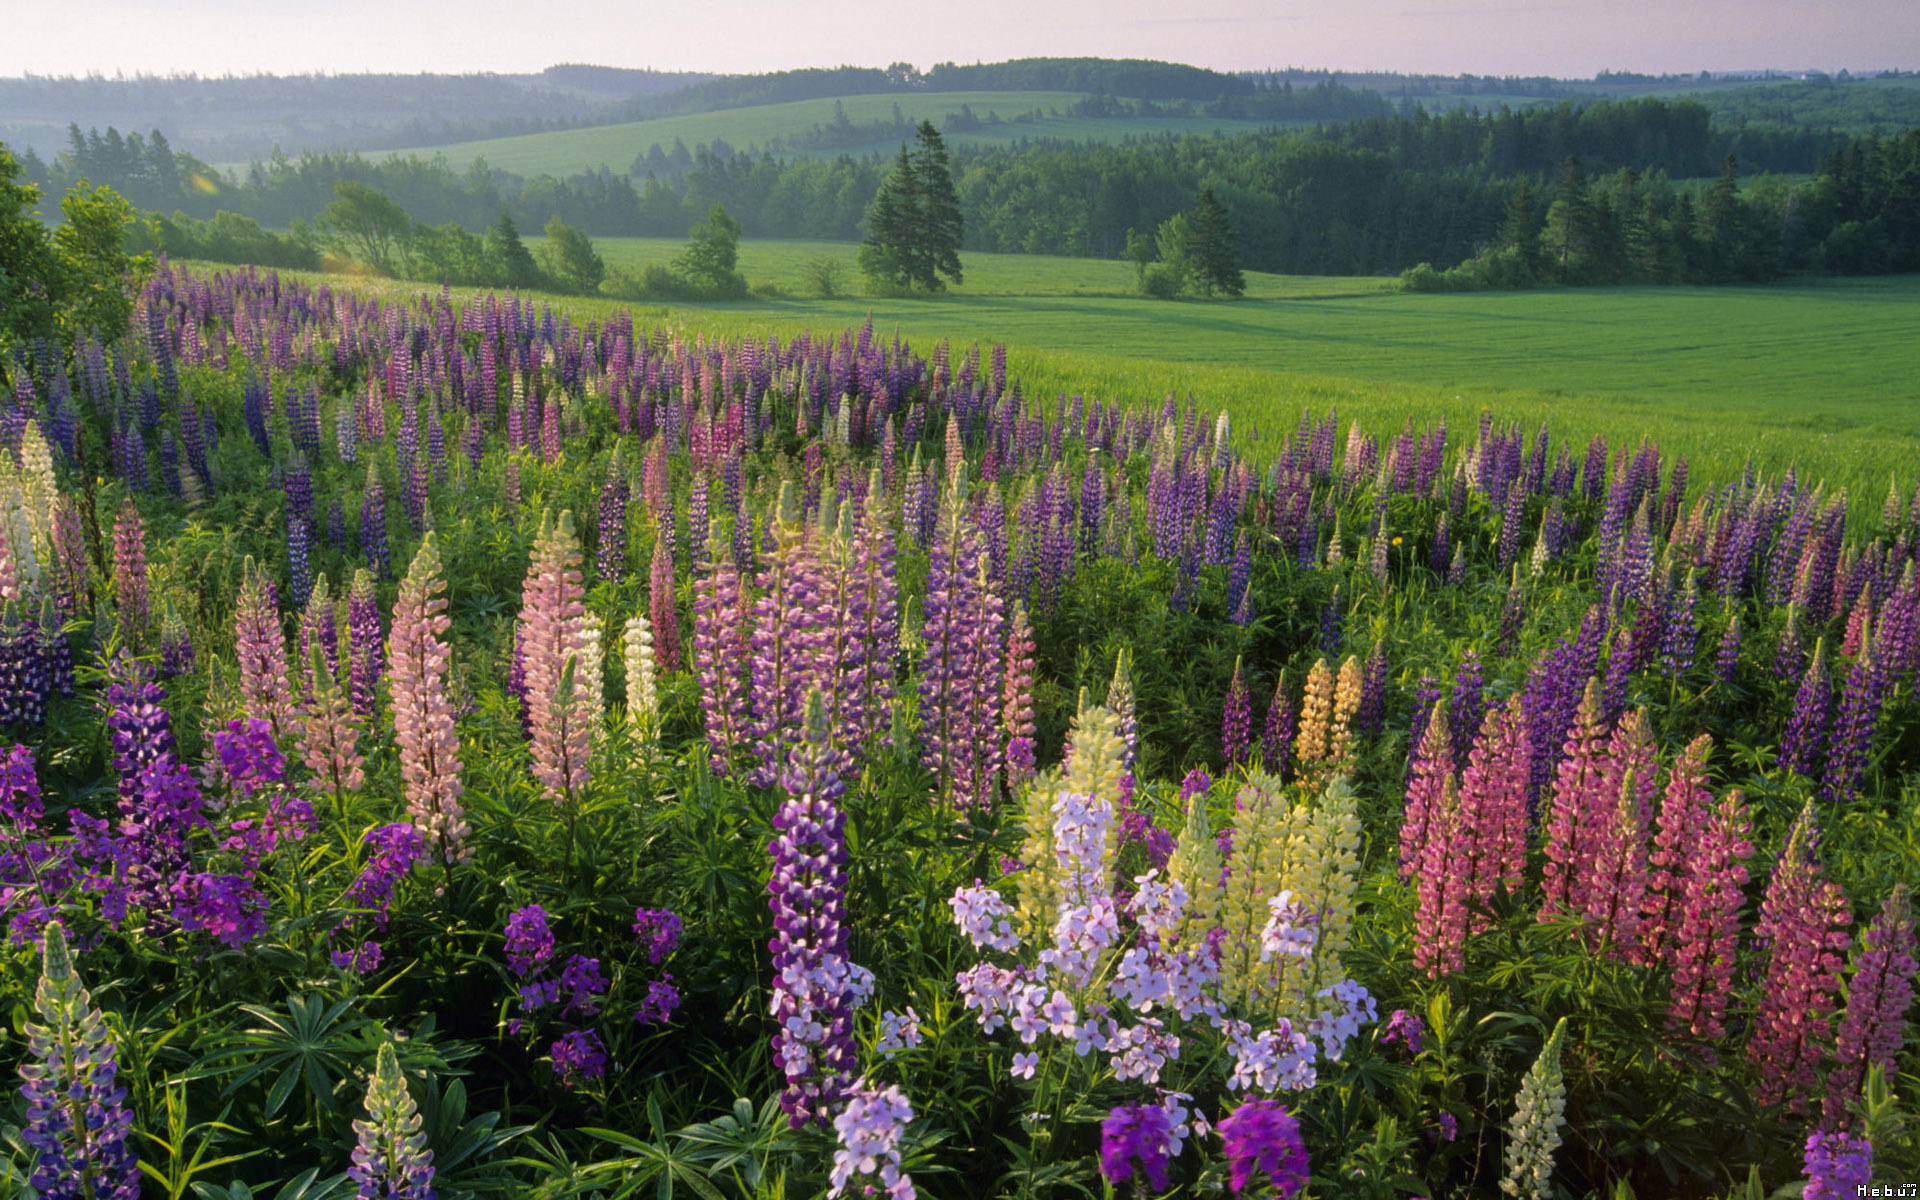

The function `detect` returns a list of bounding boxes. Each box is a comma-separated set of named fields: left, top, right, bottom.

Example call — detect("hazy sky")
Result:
left=7, top=0, right=1910, bottom=78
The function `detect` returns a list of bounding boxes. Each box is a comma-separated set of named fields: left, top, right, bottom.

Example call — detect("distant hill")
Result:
left=0, top=67, right=715, bottom=162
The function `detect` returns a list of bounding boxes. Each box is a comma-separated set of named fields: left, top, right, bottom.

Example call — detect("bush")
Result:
left=798, top=256, right=847, bottom=298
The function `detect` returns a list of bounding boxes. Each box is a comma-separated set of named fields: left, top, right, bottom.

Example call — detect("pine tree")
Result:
left=1186, top=186, right=1244, bottom=297
left=908, top=121, right=964, bottom=290
left=485, top=210, right=540, bottom=290
left=858, top=123, right=963, bottom=293
left=1546, top=157, right=1594, bottom=281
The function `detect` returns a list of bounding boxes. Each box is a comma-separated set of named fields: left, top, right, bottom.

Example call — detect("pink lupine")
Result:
left=1642, top=734, right=1714, bottom=966
left=844, top=471, right=899, bottom=750
left=1824, top=885, right=1916, bottom=1129
left=1003, top=602, right=1037, bottom=787
left=648, top=529, right=681, bottom=674
left=1413, top=776, right=1468, bottom=978
left=1583, top=766, right=1650, bottom=959
left=692, top=521, right=752, bottom=772
left=1399, top=698, right=1454, bottom=880
left=1665, top=788, right=1752, bottom=1043
left=388, top=535, right=469, bottom=867
left=521, top=511, right=591, bottom=807
left=112, top=498, right=148, bottom=635
left=233, top=558, right=297, bottom=742
left=1748, top=805, right=1853, bottom=1116
left=1455, top=693, right=1530, bottom=925
left=296, top=646, right=366, bottom=812
left=1541, top=678, right=1608, bottom=922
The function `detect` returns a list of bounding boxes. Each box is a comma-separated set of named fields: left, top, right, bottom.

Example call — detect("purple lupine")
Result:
left=17, top=924, right=141, bottom=1200
left=693, top=521, right=753, bottom=773
left=1355, top=639, right=1388, bottom=738
left=1319, top=585, right=1342, bottom=657
left=347, top=1042, right=436, bottom=1199
left=1448, top=649, right=1485, bottom=770
left=1659, top=569, right=1699, bottom=674
left=111, top=499, right=148, bottom=637
left=1822, top=645, right=1888, bottom=805
left=347, top=569, right=384, bottom=719
left=919, top=477, right=1005, bottom=810
left=768, top=690, right=868, bottom=1127
left=1824, top=885, right=1915, bottom=1129
left=1780, top=638, right=1832, bottom=779
left=360, top=465, right=391, bottom=579
left=1261, top=670, right=1295, bottom=779
left=596, top=458, right=629, bottom=583
left=1222, top=656, right=1252, bottom=767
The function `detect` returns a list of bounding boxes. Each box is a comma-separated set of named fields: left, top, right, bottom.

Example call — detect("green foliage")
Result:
left=0, top=142, right=149, bottom=353
left=796, top=255, right=846, bottom=298
left=318, top=180, right=411, bottom=274
left=539, top=215, right=606, bottom=294
left=672, top=203, right=747, bottom=298
left=1185, top=185, right=1244, bottom=297
left=485, top=209, right=542, bottom=289
left=858, top=123, right=964, bottom=293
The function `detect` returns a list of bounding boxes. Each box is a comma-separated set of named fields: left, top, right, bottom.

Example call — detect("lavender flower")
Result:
left=16, top=923, right=140, bottom=1200
left=348, top=1042, right=436, bottom=1199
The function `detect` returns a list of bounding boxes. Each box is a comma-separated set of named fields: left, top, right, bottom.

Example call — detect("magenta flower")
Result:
left=1217, top=1099, right=1309, bottom=1198
left=1825, top=885, right=1915, bottom=1128
left=1748, top=805, right=1853, bottom=1115
left=1099, top=1103, right=1180, bottom=1190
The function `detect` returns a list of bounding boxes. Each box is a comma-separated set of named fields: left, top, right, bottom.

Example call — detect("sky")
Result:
left=5, top=0, right=1911, bottom=79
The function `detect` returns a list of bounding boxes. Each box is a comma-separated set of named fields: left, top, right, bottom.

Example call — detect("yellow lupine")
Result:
left=1325, top=655, right=1363, bottom=777
left=1275, top=778, right=1364, bottom=1008
left=1166, top=792, right=1224, bottom=951
left=1015, top=701, right=1127, bottom=941
left=1216, top=772, right=1304, bottom=1011
left=1293, top=658, right=1333, bottom=771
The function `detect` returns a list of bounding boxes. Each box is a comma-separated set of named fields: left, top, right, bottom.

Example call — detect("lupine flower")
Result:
left=348, top=1042, right=436, bottom=1200
left=1540, top=679, right=1608, bottom=923
left=298, top=645, right=367, bottom=807
left=1399, top=699, right=1453, bottom=880
left=1003, top=602, right=1038, bottom=786
left=1822, top=644, right=1888, bottom=804
left=649, top=528, right=681, bottom=674
left=347, top=569, right=384, bottom=719
left=1260, top=670, right=1295, bottom=779
left=1221, top=656, right=1251, bottom=767
left=1803, top=1130, right=1873, bottom=1200
left=233, top=559, right=297, bottom=742
left=16, top=924, right=141, bottom=1200
left=596, top=458, right=629, bottom=582
left=1824, top=885, right=1915, bottom=1129
left=1748, top=805, right=1853, bottom=1116
left=769, top=690, right=869, bottom=1126
left=1217, top=1099, right=1308, bottom=1198
left=344, top=823, right=424, bottom=930
left=360, top=464, right=391, bottom=579
left=827, top=1080, right=916, bottom=1200
left=388, top=536, right=468, bottom=867
left=111, top=498, right=147, bottom=637
left=1499, top=1018, right=1568, bottom=1200
left=1665, top=789, right=1753, bottom=1042
left=1780, top=638, right=1832, bottom=779
left=1641, top=734, right=1714, bottom=966
left=520, top=511, right=591, bottom=806
left=1100, top=1103, right=1181, bottom=1191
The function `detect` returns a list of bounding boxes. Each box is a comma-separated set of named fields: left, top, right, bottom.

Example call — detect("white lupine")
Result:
left=1501, top=1018, right=1569, bottom=1200
left=576, top=613, right=605, bottom=740
left=622, top=612, right=658, bottom=741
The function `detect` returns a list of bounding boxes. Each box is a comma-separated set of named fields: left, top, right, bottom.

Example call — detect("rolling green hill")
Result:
left=372, top=91, right=1282, bottom=178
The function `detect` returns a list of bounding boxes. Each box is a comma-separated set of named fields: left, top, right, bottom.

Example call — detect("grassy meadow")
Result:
left=373, top=91, right=1285, bottom=177
left=245, top=236, right=1920, bottom=493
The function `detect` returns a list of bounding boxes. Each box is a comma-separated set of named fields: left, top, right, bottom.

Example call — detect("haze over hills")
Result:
left=2, top=56, right=1912, bottom=166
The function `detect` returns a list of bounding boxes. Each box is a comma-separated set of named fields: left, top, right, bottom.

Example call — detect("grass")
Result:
left=371, top=91, right=1283, bottom=177
left=200, top=241, right=1920, bottom=495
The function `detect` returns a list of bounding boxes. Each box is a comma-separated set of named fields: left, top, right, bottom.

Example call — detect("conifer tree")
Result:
left=859, top=122, right=963, bottom=293
left=1186, top=186, right=1244, bottom=297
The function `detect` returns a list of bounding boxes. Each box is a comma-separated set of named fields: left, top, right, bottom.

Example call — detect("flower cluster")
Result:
left=348, top=1042, right=436, bottom=1200
left=827, top=1080, right=916, bottom=1200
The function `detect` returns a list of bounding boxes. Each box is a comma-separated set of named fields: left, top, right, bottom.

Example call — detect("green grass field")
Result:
left=372, top=91, right=1281, bottom=177
left=231, top=239, right=1920, bottom=494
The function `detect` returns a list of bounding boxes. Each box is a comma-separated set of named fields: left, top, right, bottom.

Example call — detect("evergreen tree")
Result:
left=485, top=210, right=540, bottom=290
left=1497, top=178, right=1542, bottom=279
left=858, top=122, right=963, bottom=293
left=1185, top=186, right=1244, bottom=297
left=907, top=121, right=964, bottom=290
left=1546, top=157, right=1595, bottom=281
left=857, top=146, right=917, bottom=290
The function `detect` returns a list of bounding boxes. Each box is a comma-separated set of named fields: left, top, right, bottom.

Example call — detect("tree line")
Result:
left=16, top=94, right=1917, bottom=283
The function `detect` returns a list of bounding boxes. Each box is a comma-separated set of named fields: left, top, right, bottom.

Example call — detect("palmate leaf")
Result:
left=190, top=993, right=374, bottom=1117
